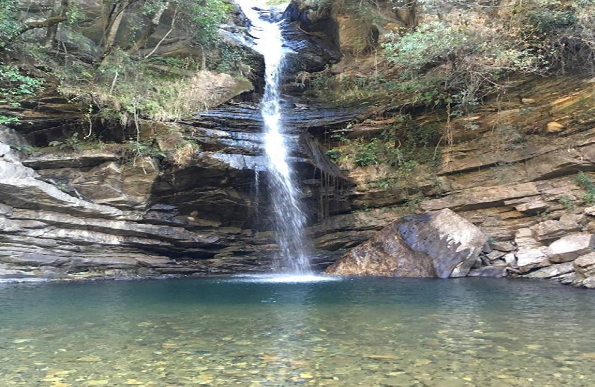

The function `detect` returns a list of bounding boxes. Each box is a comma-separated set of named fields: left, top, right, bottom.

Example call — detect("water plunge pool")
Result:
left=1, top=277, right=594, bottom=386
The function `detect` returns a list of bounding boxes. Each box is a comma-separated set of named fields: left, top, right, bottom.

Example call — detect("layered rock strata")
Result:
left=315, top=76, right=595, bottom=288
left=0, top=96, right=359, bottom=280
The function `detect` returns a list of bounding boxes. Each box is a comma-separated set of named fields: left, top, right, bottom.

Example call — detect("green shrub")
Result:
left=49, top=133, right=81, bottom=151
left=129, top=140, right=166, bottom=159
left=0, top=65, right=44, bottom=99
left=382, top=21, right=468, bottom=76
left=559, top=195, right=576, bottom=210
left=0, top=115, right=19, bottom=125
left=326, top=148, right=342, bottom=161
left=382, top=19, right=542, bottom=107
left=576, top=171, right=595, bottom=204
left=354, top=139, right=381, bottom=166
left=0, top=0, right=20, bottom=48
left=174, top=0, right=232, bottom=46
left=515, top=0, right=595, bottom=73
left=328, top=114, right=442, bottom=170
left=0, top=64, right=44, bottom=125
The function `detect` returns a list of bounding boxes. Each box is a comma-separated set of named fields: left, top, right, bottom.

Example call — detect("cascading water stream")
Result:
left=238, top=1, right=311, bottom=274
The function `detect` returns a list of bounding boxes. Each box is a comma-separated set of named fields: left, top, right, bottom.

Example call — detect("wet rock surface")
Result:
left=282, top=1, right=342, bottom=72
left=0, top=90, right=360, bottom=280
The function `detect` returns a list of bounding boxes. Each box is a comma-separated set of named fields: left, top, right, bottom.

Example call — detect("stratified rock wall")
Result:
left=0, top=92, right=360, bottom=280
left=0, top=125, right=266, bottom=280
left=314, top=76, right=595, bottom=288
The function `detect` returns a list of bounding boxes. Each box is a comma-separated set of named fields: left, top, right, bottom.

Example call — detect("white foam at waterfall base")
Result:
left=232, top=274, right=341, bottom=284
left=237, top=0, right=311, bottom=274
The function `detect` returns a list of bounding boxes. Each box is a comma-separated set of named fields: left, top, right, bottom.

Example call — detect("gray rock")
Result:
left=503, top=252, right=517, bottom=266
left=531, top=219, right=580, bottom=243
left=525, top=262, right=575, bottom=279
left=467, top=266, right=507, bottom=277
left=482, top=242, right=492, bottom=253
left=326, top=209, right=487, bottom=278
left=515, top=228, right=549, bottom=272
left=584, top=206, right=595, bottom=216
left=560, top=213, right=586, bottom=225
left=70, top=256, right=140, bottom=268
left=583, top=276, right=595, bottom=288
left=546, top=233, right=595, bottom=263
left=574, top=252, right=595, bottom=280
left=490, top=240, right=515, bottom=252
left=514, top=198, right=549, bottom=214
left=23, top=152, right=119, bottom=170
left=558, top=271, right=579, bottom=285
left=487, top=250, right=506, bottom=261
left=0, top=126, right=28, bottom=148
left=0, top=253, right=68, bottom=266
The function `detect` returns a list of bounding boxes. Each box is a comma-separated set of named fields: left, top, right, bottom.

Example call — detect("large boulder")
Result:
left=546, top=233, right=595, bottom=263
left=325, top=209, right=487, bottom=278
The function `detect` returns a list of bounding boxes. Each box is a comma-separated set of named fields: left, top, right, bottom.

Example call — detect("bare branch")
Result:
left=16, top=15, right=67, bottom=36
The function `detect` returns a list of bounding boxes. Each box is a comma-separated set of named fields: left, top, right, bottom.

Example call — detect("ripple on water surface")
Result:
left=1, top=277, right=595, bottom=386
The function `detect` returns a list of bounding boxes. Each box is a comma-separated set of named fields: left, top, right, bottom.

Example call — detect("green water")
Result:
left=1, top=276, right=594, bottom=387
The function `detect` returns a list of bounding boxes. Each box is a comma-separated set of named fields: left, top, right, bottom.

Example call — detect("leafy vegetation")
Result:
left=559, top=195, right=576, bottom=211
left=0, top=115, right=19, bottom=125
left=1, top=0, right=240, bottom=134
left=576, top=171, right=595, bottom=204
left=381, top=19, right=543, bottom=109
left=327, top=114, right=442, bottom=171
left=129, top=140, right=167, bottom=159
left=306, top=0, right=595, bottom=109
left=516, top=0, right=595, bottom=73
left=309, top=0, right=595, bottom=210
left=0, top=64, right=44, bottom=125
left=0, top=0, right=20, bottom=48
left=49, top=132, right=81, bottom=152
left=0, top=65, right=44, bottom=99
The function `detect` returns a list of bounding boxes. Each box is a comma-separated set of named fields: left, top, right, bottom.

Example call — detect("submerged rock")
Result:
left=468, top=266, right=508, bottom=277
left=525, top=262, right=575, bottom=279
left=325, top=209, right=487, bottom=278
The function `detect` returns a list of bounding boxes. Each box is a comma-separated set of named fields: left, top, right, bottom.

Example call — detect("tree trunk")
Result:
left=103, top=0, right=130, bottom=52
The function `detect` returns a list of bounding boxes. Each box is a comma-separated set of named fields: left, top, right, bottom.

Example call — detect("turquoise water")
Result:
left=1, top=276, right=595, bottom=386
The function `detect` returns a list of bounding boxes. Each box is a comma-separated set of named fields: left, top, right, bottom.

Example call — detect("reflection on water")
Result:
left=1, top=277, right=595, bottom=386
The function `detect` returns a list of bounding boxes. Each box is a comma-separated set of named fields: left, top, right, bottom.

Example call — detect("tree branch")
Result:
left=16, top=16, right=67, bottom=36
left=144, top=7, right=178, bottom=59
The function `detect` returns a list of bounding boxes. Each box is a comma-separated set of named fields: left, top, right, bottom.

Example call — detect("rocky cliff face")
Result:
left=0, top=95, right=359, bottom=280
left=3, top=0, right=595, bottom=288
left=314, top=76, right=595, bottom=288
left=0, top=0, right=359, bottom=281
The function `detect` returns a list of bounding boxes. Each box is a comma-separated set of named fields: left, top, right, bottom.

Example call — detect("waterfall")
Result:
left=238, top=0, right=311, bottom=274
